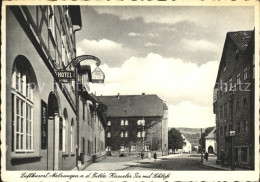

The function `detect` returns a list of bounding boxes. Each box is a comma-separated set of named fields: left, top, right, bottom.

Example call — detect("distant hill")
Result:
left=168, top=127, right=215, bottom=146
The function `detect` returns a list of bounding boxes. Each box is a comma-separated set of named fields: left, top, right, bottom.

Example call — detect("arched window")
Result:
left=120, top=131, right=124, bottom=138
left=107, top=121, right=111, bottom=126
left=121, top=120, right=124, bottom=126
left=137, top=131, right=141, bottom=138
left=125, top=120, right=128, bottom=125
left=125, top=131, right=128, bottom=137
left=11, top=56, right=37, bottom=152
left=70, top=119, right=74, bottom=153
left=107, top=132, right=111, bottom=138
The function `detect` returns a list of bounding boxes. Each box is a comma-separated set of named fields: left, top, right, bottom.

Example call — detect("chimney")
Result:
left=117, top=93, right=120, bottom=99
left=142, top=93, right=145, bottom=95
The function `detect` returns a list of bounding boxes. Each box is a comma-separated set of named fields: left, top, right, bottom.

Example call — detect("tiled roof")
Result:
left=228, top=31, right=253, bottom=52
left=205, top=127, right=216, bottom=139
left=97, top=94, right=165, bottom=117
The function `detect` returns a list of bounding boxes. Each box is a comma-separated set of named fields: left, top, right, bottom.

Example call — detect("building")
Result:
left=182, top=135, right=192, bottom=153
left=91, top=66, right=105, bottom=83
left=213, top=30, right=254, bottom=169
left=205, top=127, right=217, bottom=154
left=174, top=134, right=191, bottom=153
left=4, top=5, right=106, bottom=171
left=97, top=94, right=168, bottom=156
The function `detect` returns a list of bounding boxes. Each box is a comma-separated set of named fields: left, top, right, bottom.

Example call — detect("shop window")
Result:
left=235, top=148, right=239, bottom=162
left=12, top=57, right=36, bottom=152
left=243, top=98, right=247, bottom=106
left=241, top=147, right=248, bottom=162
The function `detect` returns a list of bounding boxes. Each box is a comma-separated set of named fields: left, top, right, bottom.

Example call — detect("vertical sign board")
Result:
left=41, top=100, right=48, bottom=149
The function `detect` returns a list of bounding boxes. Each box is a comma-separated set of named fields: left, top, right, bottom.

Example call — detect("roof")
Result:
left=228, top=31, right=253, bottom=52
left=97, top=94, right=165, bottom=117
left=214, top=30, right=254, bottom=87
left=205, top=127, right=216, bottom=139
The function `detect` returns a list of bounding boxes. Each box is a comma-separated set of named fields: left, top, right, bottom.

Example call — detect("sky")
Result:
left=76, top=6, right=254, bottom=128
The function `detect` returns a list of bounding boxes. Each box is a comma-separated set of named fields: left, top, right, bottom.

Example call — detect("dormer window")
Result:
left=235, top=49, right=239, bottom=61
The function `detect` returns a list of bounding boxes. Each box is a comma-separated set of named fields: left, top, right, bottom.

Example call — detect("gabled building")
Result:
left=91, top=66, right=105, bottom=83
left=182, top=135, right=192, bottom=153
left=213, top=30, right=254, bottom=169
left=205, top=127, right=217, bottom=154
left=97, top=94, right=168, bottom=156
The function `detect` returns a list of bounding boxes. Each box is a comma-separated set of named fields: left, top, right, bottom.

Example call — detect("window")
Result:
left=121, top=120, right=124, bottom=126
left=125, top=120, right=128, bottom=125
left=243, top=67, right=248, bottom=80
left=237, top=122, right=240, bottom=134
left=243, top=98, right=247, bottom=106
left=83, top=102, right=85, bottom=121
left=235, top=49, right=239, bottom=61
left=236, top=73, right=241, bottom=85
left=241, top=147, right=248, bottom=162
left=138, top=119, right=145, bottom=126
left=131, top=145, right=136, bottom=151
left=223, top=82, right=227, bottom=93
left=224, top=125, right=227, bottom=136
left=120, top=146, right=125, bottom=152
left=229, top=78, right=233, bottom=91
left=145, top=145, right=150, bottom=151
left=120, top=131, right=124, bottom=138
left=220, top=126, right=223, bottom=137
left=220, top=105, right=223, bottom=120
left=12, top=60, right=35, bottom=152
left=137, top=131, right=141, bottom=138
left=107, top=132, right=111, bottom=138
left=107, top=121, right=111, bottom=126
left=70, top=119, right=74, bottom=153
left=236, top=99, right=240, bottom=110
left=243, top=120, right=248, bottom=133
left=142, top=131, right=146, bottom=137
left=125, top=131, right=128, bottom=137
left=224, top=103, right=228, bottom=120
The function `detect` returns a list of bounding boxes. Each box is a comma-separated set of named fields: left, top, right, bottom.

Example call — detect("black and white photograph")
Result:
left=1, top=0, right=259, bottom=181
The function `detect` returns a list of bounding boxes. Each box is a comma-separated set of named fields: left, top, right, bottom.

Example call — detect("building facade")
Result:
left=4, top=5, right=106, bottom=171
left=213, top=30, right=255, bottom=169
left=205, top=127, right=217, bottom=154
left=98, top=94, right=168, bottom=156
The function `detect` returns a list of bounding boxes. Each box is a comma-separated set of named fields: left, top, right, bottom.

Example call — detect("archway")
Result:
left=47, top=92, right=60, bottom=170
left=208, top=145, right=214, bottom=153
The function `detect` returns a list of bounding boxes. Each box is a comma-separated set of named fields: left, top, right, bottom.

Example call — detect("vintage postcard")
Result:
left=1, top=0, right=259, bottom=181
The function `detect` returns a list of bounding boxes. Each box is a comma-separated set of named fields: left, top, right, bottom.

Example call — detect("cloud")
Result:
left=145, top=42, right=160, bottom=47
left=90, top=53, right=219, bottom=128
left=168, top=102, right=215, bottom=128
left=77, top=38, right=134, bottom=67
left=128, top=32, right=141, bottom=37
left=182, top=39, right=220, bottom=52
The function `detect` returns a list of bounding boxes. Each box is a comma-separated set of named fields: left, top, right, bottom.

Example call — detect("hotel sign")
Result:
left=56, top=71, right=74, bottom=79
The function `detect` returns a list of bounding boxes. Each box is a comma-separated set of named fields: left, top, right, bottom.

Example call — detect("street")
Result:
left=84, top=153, right=220, bottom=171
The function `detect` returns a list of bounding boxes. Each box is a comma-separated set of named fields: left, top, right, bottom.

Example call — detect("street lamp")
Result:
left=140, top=119, right=145, bottom=151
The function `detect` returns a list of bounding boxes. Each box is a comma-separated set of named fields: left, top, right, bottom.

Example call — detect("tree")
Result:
left=199, top=126, right=215, bottom=151
left=168, top=128, right=183, bottom=151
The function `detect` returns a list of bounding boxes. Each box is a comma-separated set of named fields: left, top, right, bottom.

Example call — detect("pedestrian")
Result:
left=153, top=152, right=157, bottom=161
left=220, top=149, right=225, bottom=167
left=204, top=151, right=209, bottom=161
left=141, top=151, right=144, bottom=160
